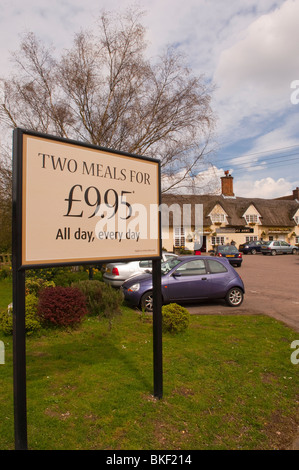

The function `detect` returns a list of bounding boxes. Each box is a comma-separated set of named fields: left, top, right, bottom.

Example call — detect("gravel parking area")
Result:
left=186, top=252, right=299, bottom=332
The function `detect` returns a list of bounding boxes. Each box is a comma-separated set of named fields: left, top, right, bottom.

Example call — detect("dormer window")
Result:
left=245, top=214, right=258, bottom=224
left=242, top=204, right=261, bottom=225
left=210, top=213, right=226, bottom=223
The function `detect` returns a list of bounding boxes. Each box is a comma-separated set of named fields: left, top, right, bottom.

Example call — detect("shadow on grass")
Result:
left=27, top=326, right=153, bottom=396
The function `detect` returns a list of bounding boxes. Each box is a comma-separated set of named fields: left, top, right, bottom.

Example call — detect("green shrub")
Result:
left=72, top=280, right=124, bottom=320
left=100, top=284, right=124, bottom=319
left=25, top=293, right=42, bottom=334
left=52, top=269, right=89, bottom=286
left=162, top=303, right=190, bottom=334
left=179, top=248, right=193, bottom=254
left=26, top=278, right=55, bottom=296
left=25, top=266, right=103, bottom=286
left=0, top=266, right=12, bottom=280
left=26, top=267, right=67, bottom=281
left=72, top=280, right=105, bottom=316
left=0, top=307, right=13, bottom=335
left=0, top=294, right=41, bottom=335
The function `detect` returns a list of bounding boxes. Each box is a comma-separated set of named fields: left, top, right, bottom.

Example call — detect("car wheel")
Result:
left=141, top=291, right=153, bottom=312
left=292, top=248, right=297, bottom=254
left=251, top=249, right=257, bottom=255
left=225, top=287, right=243, bottom=307
left=271, top=250, right=277, bottom=256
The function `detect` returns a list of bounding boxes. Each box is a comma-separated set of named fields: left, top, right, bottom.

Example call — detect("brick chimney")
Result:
left=293, top=187, right=299, bottom=200
left=221, top=170, right=234, bottom=197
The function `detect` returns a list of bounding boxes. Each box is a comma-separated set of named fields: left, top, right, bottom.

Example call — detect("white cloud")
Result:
left=213, top=0, right=299, bottom=138
left=234, top=176, right=293, bottom=198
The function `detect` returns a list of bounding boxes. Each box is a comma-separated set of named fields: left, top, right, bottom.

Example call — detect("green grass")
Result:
left=1, top=303, right=299, bottom=450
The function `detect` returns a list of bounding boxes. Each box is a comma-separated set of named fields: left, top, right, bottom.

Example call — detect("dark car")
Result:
left=213, top=245, right=243, bottom=267
left=121, top=255, right=245, bottom=312
left=238, top=240, right=263, bottom=255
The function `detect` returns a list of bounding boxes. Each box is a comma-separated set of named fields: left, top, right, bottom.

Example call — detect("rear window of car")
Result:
left=139, top=260, right=152, bottom=268
left=207, top=260, right=228, bottom=273
left=218, top=245, right=239, bottom=253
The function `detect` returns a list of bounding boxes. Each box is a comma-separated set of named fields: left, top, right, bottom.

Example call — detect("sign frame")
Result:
left=12, top=128, right=163, bottom=450
left=16, top=128, right=161, bottom=269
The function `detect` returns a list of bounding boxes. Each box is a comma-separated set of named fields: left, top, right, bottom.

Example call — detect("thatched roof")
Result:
left=161, top=193, right=299, bottom=227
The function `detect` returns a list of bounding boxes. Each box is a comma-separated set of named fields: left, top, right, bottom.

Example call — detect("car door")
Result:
left=255, top=241, right=262, bottom=252
left=273, top=241, right=281, bottom=253
left=165, top=259, right=211, bottom=301
left=280, top=241, right=291, bottom=253
left=206, top=259, right=231, bottom=297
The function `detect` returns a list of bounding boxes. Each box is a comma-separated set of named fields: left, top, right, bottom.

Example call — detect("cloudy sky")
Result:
left=1, top=0, right=299, bottom=198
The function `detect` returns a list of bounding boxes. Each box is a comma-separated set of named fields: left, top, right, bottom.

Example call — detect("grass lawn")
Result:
left=1, top=295, right=299, bottom=450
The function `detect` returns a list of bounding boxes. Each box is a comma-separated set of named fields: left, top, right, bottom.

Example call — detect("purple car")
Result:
left=121, top=255, right=245, bottom=312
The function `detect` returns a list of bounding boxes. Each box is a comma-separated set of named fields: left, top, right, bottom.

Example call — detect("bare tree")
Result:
left=0, top=7, right=214, bottom=193
left=0, top=148, right=12, bottom=252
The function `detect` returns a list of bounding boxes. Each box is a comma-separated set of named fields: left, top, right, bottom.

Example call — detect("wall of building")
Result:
left=161, top=222, right=299, bottom=254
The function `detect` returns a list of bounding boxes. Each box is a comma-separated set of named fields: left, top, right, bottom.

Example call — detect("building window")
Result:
left=211, top=236, right=225, bottom=246
left=296, top=236, right=299, bottom=244
left=210, top=213, right=226, bottom=223
left=295, top=216, right=299, bottom=225
left=245, top=214, right=258, bottom=224
left=245, top=236, right=258, bottom=242
left=174, top=226, right=185, bottom=247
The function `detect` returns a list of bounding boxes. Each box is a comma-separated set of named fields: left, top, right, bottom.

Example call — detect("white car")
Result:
left=103, top=252, right=178, bottom=287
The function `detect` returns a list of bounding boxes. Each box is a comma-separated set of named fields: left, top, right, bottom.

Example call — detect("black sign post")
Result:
left=152, top=259, right=163, bottom=399
left=12, top=129, right=27, bottom=449
left=12, top=128, right=162, bottom=449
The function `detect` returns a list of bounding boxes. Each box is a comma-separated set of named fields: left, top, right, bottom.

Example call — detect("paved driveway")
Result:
left=186, top=252, right=299, bottom=332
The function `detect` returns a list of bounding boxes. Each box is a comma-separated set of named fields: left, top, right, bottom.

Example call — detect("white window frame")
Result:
left=245, top=214, right=258, bottom=224
left=211, top=236, right=225, bottom=246
left=174, top=226, right=185, bottom=247
left=210, top=213, right=226, bottom=223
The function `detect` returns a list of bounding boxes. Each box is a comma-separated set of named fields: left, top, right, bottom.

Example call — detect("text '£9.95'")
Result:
left=64, top=185, right=133, bottom=220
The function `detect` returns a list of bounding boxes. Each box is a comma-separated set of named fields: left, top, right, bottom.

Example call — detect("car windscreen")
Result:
left=218, top=245, right=239, bottom=253
left=262, top=241, right=271, bottom=245
left=161, top=258, right=181, bottom=275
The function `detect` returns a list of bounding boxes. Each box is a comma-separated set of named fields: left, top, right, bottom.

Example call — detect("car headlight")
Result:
left=128, top=283, right=140, bottom=292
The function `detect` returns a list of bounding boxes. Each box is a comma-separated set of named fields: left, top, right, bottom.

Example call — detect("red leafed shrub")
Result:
left=38, top=286, right=88, bottom=327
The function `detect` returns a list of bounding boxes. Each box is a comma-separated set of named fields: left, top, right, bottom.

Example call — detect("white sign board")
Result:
left=20, top=132, right=161, bottom=266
